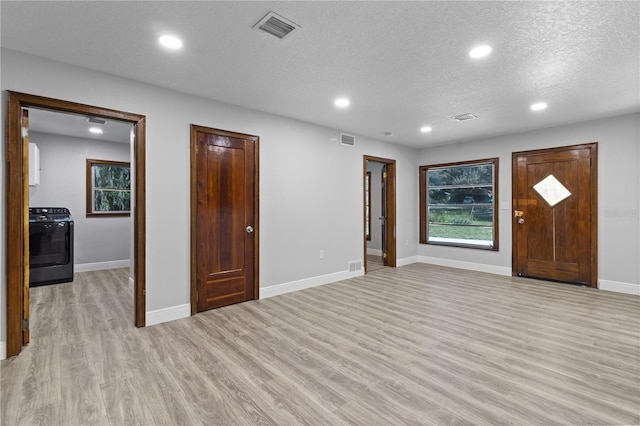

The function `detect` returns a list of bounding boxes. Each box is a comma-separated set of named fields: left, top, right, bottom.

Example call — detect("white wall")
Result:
left=0, top=49, right=419, bottom=344
left=366, top=161, right=383, bottom=253
left=416, top=112, right=640, bottom=289
left=28, top=131, right=131, bottom=266
left=2, top=48, right=636, bottom=356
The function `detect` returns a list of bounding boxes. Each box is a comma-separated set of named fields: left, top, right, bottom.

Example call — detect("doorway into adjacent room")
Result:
left=363, top=155, right=397, bottom=273
left=5, top=91, right=146, bottom=358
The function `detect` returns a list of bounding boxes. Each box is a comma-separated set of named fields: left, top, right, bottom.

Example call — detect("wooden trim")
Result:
left=86, top=159, right=131, bottom=217
left=190, top=125, right=198, bottom=315
left=365, top=171, right=372, bottom=241
left=363, top=155, right=397, bottom=272
left=419, top=167, right=427, bottom=244
left=253, top=138, right=260, bottom=299
left=6, top=93, right=24, bottom=356
left=5, top=91, right=146, bottom=357
left=134, top=117, right=146, bottom=326
left=419, top=157, right=499, bottom=250
left=511, top=143, right=598, bottom=288
left=190, top=125, right=260, bottom=315
left=590, top=144, right=598, bottom=288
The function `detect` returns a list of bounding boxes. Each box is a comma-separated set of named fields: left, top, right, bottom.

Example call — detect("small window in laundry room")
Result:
left=86, top=159, right=131, bottom=217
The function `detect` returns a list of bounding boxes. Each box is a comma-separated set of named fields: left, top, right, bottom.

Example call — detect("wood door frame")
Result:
left=363, top=155, right=397, bottom=272
left=189, top=125, right=260, bottom=315
left=5, top=91, right=146, bottom=358
left=511, top=143, right=598, bottom=287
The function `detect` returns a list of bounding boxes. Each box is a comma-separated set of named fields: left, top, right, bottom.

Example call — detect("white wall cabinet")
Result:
left=29, top=142, right=40, bottom=186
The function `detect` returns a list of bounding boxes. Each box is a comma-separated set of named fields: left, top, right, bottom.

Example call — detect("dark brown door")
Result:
left=192, top=126, right=258, bottom=312
left=512, top=143, right=597, bottom=287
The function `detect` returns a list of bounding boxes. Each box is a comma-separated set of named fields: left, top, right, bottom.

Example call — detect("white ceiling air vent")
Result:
left=451, top=113, right=478, bottom=122
left=253, top=11, right=300, bottom=40
left=340, top=133, right=356, bottom=147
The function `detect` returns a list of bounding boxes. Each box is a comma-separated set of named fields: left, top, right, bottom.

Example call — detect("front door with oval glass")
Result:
left=512, top=143, right=597, bottom=287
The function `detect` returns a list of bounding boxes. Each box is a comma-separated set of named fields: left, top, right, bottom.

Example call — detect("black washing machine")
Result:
left=29, top=207, right=74, bottom=286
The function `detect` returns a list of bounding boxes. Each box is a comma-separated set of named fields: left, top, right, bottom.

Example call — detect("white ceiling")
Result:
left=28, top=108, right=133, bottom=144
left=2, top=1, right=638, bottom=148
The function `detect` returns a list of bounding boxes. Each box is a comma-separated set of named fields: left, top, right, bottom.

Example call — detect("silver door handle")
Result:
left=518, top=218, right=525, bottom=224
left=246, top=226, right=254, bottom=233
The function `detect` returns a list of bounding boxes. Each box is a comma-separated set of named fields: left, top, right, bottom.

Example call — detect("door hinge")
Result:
left=383, top=172, right=387, bottom=179
left=22, top=319, right=29, bottom=330
left=383, top=252, right=387, bottom=259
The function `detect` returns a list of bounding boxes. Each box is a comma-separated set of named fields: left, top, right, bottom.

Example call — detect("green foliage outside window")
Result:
left=87, top=159, right=131, bottom=216
left=420, top=159, right=498, bottom=249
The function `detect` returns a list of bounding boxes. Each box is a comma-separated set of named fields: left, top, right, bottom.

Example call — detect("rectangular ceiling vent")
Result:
left=253, top=11, right=300, bottom=40
left=340, top=133, right=356, bottom=147
left=88, top=117, right=107, bottom=125
left=451, top=113, right=478, bottom=122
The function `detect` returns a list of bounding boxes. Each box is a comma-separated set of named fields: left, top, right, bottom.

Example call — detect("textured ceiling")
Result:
left=2, top=1, right=639, bottom=148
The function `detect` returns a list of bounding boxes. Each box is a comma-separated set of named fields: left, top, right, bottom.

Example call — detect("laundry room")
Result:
left=27, top=108, right=133, bottom=287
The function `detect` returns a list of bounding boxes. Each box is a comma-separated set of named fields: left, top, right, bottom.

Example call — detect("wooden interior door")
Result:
left=192, top=126, right=258, bottom=312
left=512, top=143, right=597, bottom=286
left=22, top=108, right=30, bottom=345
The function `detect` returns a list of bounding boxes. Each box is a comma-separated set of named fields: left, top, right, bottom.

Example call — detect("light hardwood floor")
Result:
left=2, top=264, right=639, bottom=425
left=366, top=255, right=385, bottom=273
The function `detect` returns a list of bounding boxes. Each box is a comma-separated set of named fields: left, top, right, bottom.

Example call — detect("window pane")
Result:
left=94, top=189, right=131, bottom=212
left=420, top=159, right=498, bottom=249
left=87, top=159, right=131, bottom=216
left=428, top=205, right=493, bottom=246
left=94, top=165, right=130, bottom=189
left=428, top=164, right=493, bottom=187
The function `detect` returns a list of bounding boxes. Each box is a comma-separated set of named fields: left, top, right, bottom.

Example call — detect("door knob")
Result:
left=518, top=218, right=525, bottom=224
left=246, top=225, right=254, bottom=233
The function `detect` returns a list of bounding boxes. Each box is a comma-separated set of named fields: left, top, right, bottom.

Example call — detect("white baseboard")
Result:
left=146, top=303, right=191, bottom=326
left=261, top=268, right=364, bottom=299
left=599, top=280, right=640, bottom=296
left=367, top=248, right=383, bottom=256
left=128, top=277, right=134, bottom=292
left=397, top=256, right=419, bottom=267
left=417, top=255, right=512, bottom=276
left=0, top=341, right=6, bottom=361
left=75, top=259, right=130, bottom=273
left=413, top=257, right=639, bottom=297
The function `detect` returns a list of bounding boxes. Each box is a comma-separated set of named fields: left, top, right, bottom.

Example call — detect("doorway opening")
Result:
left=5, top=91, right=146, bottom=358
left=363, top=155, right=396, bottom=273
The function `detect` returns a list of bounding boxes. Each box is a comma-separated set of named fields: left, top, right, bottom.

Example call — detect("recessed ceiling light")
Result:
left=469, top=44, right=492, bottom=59
left=334, top=97, right=350, bottom=108
left=420, top=126, right=433, bottom=133
left=89, top=127, right=104, bottom=135
left=159, top=35, right=183, bottom=50
left=530, top=102, right=548, bottom=111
